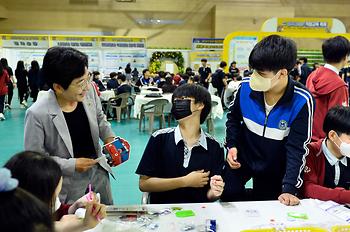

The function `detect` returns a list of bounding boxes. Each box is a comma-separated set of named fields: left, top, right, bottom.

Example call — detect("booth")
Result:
left=223, top=18, right=350, bottom=73
left=0, top=34, right=147, bottom=75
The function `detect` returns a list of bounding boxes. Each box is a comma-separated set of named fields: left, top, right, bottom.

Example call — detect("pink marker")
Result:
left=88, top=184, right=93, bottom=201
left=87, top=184, right=101, bottom=221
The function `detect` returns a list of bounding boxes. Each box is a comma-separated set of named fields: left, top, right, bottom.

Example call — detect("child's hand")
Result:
left=184, top=170, right=210, bottom=188
left=278, top=193, right=300, bottom=206
left=68, top=192, right=100, bottom=214
left=227, top=148, right=241, bottom=169
left=209, top=175, right=225, bottom=198
left=83, top=202, right=106, bottom=229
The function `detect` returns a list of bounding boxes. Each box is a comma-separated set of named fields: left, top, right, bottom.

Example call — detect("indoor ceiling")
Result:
left=0, top=0, right=348, bottom=47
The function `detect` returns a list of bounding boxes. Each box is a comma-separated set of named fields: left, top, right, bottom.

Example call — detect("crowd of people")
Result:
left=0, top=58, right=44, bottom=120
left=1, top=34, right=350, bottom=231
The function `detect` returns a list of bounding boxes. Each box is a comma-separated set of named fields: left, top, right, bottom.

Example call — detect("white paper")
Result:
left=95, top=155, right=115, bottom=179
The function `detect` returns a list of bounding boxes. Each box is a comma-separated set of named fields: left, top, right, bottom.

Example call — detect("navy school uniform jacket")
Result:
left=225, top=77, right=315, bottom=195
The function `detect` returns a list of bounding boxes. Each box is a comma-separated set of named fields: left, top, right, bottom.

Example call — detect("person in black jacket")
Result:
left=211, top=61, right=227, bottom=97
left=223, top=35, right=314, bottom=206
left=15, top=61, right=29, bottom=107
left=229, top=61, right=240, bottom=79
left=161, top=76, right=177, bottom=93
left=116, top=74, right=132, bottom=95
left=198, top=58, right=212, bottom=89
left=299, top=57, right=312, bottom=85
left=114, top=74, right=132, bottom=107
left=136, top=84, right=225, bottom=204
left=92, top=71, right=105, bottom=92
left=107, top=72, right=118, bottom=90
left=28, top=60, right=40, bottom=102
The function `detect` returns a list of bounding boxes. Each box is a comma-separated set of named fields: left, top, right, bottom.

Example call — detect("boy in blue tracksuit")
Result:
left=223, top=35, right=314, bottom=206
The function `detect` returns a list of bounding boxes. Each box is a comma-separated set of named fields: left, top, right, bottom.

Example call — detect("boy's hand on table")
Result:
left=278, top=193, right=300, bottom=206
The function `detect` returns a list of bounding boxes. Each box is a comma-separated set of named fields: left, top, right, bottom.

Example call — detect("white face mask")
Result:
left=53, top=196, right=61, bottom=213
left=335, top=134, right=350, bottom=158
left=250, top=70, right=280, bottom=92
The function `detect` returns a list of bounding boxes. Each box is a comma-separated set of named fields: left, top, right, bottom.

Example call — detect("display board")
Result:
left=190, top=38, right=224, bottom=72
left=192, top=38, right=224, bottom=51
left=228, top=36, right=258, bottom=72
left=223, top=31, right=350, bottom=73
left=101, top=49, right=147, bottom=75
left=0, top=34, right=147, bottom=75
left=1, top=48, right=47, bottom=70
left=262, top=17, right=346, bottom=34
left=190, top=51, right=222, bottom=71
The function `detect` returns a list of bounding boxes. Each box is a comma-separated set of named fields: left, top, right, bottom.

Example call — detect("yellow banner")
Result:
left=100, top=37, right=145, bottom=43
left=50, top=36, right=98, bottom=42
left=190, top=51, right=222, bottom=70
left=1, top=35, right=48, bottom=41
left=277, top=18, right=333, bottom=33
left=0, top=34, right=49, bottom=48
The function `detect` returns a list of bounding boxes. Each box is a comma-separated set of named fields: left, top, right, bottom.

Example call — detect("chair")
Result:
left=139, top=99, right=169, bottom=134
left=106, top=92, right=130, bottom=122
left=206, top=101, right=219, bottom=134
left=128, top=94, right=136, bottom=118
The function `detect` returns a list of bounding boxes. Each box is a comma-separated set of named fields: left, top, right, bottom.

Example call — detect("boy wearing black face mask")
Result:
left=303, top=106, right=350, bottom=204
left=136, top=84, right=225, bottom=204
left=223, top=35, right=314, bottom=206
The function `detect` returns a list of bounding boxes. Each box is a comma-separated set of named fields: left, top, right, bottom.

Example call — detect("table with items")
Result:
left=87, top=199, right=350, bottom=231
left=100, top=90, right=116, bottom=102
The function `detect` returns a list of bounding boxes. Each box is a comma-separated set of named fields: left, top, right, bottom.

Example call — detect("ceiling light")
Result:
left=136, top=19, right=184, bottom=25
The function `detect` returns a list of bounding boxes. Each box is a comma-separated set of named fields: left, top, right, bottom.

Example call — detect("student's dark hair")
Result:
left=117, top=74, right=126, bottom=82
left=299, top=57, right=308, bottom=63
left=186, top=67, right=192, bottom=72
left=42, top=46, right=88, bottom=90
left=172, top=84, right=212, bottom=124
left=31, top=60, right=40, bottom=72
left=323, top=106, right=350, bottom=137
left=110, top=72, right=118, bottom=78
left=201, top=58, right=207, bottom=62
left=165, top=76, right=173, bottom=84
left=0, top=58, right=9, bottom=68
left=181, top=74, right=190, bottom=81
left=0, top=187, right=54, bottom=232
left=16, top=60, right=25, bottom=72
left=142, top=69, right=149, bottom=75
left=249, top=35, right=297, bottom=73
left=219, top=61, right=227, bottom=68
left=158, top=71, right=166, bottom=78
left=4, top=151, right=62, bottom=211
left=243, top=69, right=253, bottom=77
left=193, top=74, right=200, bottom=82
left=322, top=36, right=350, bottom=64
left=231, top=61, right=237, bottom=65
left=92, top=71, right=100, bottom=78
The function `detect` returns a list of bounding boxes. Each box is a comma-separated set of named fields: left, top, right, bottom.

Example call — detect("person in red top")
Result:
left=306, top=36, right=350, bottom=141
left=303, top=106, right=350, bottom=204
left=0, top=62, right=10, bottom=121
